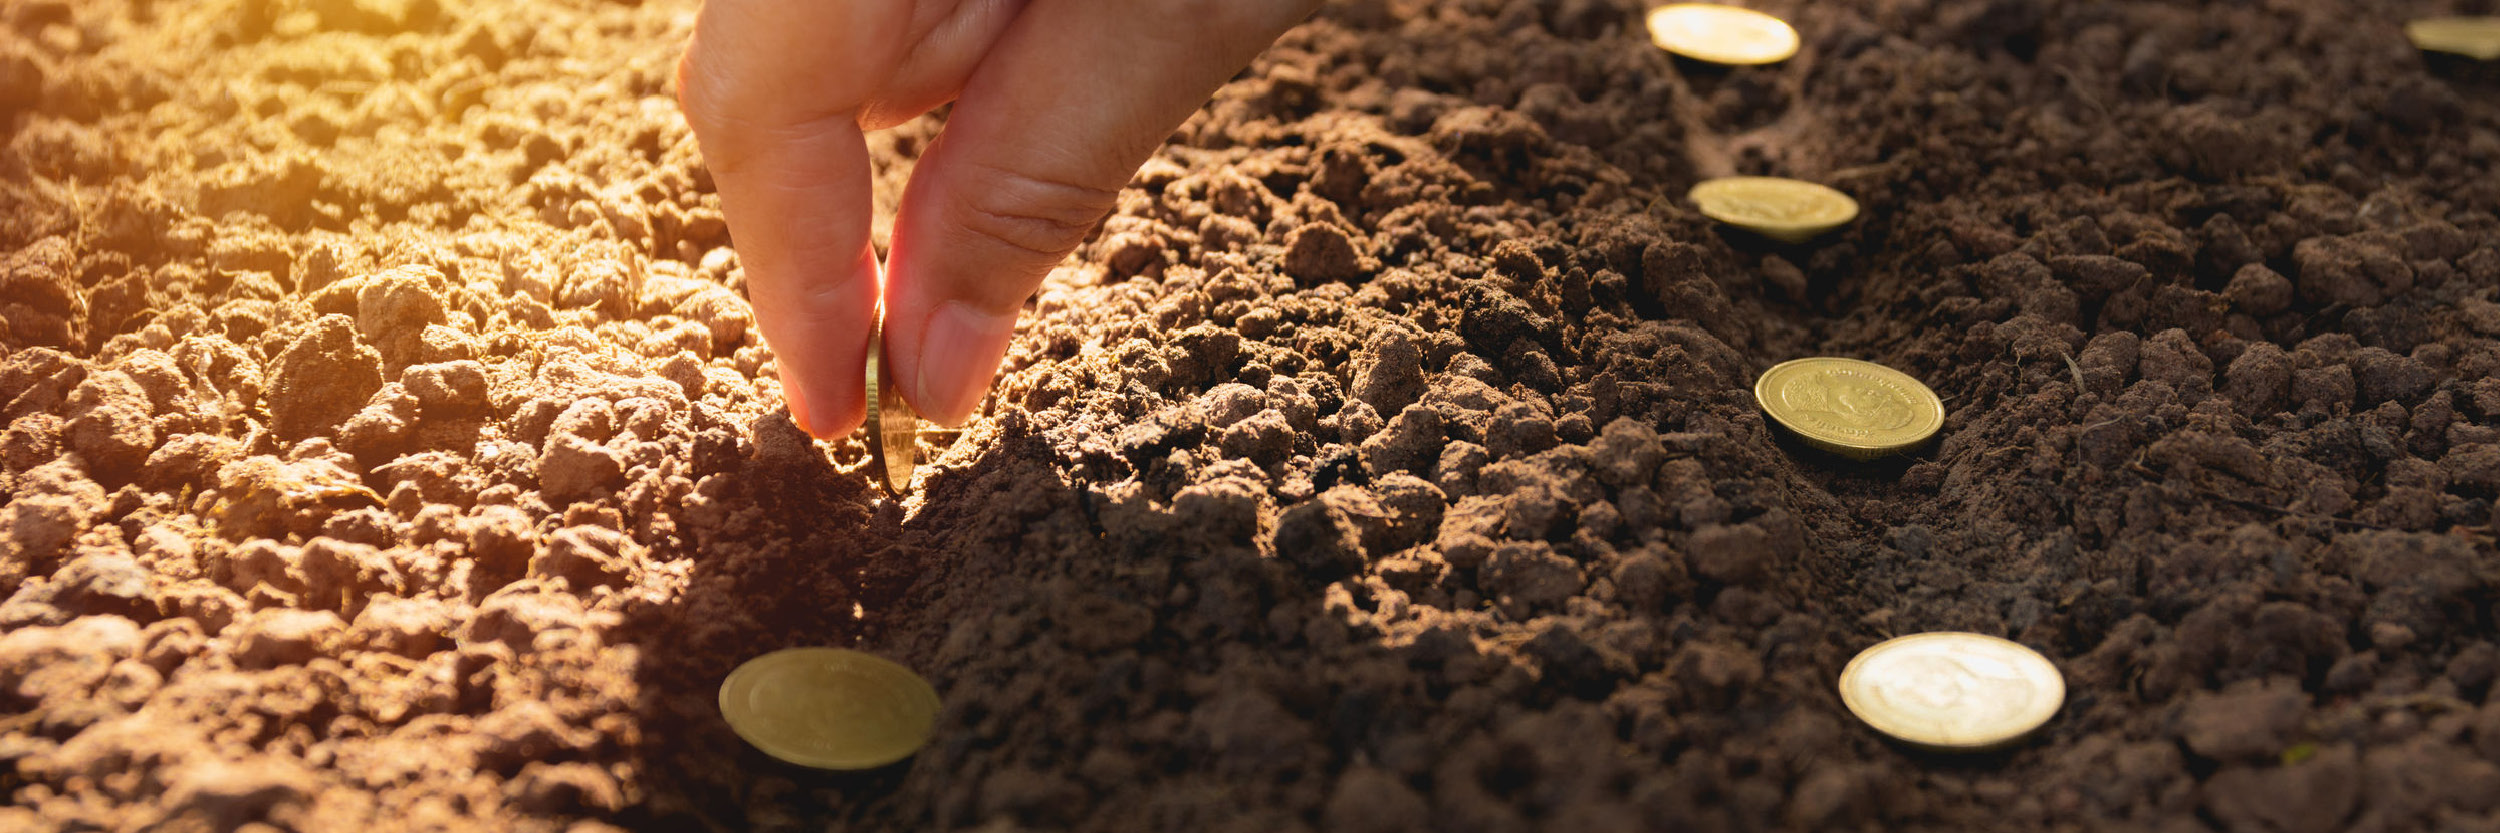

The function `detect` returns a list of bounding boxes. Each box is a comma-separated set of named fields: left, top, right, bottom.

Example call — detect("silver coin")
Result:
left=1838, top=632, right=2064, bottom=750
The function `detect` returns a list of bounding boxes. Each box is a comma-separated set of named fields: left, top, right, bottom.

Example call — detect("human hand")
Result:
left=677, top=0, right=1320, bottom=439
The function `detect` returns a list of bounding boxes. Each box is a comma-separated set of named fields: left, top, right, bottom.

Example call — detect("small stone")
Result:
left=1272, top=497, right=1365, bottom=579
left=476, top=700, right=598, bottom=772
left=44, top=552, right=156, bottom=622
left=265, top=315, right=384, bottom=441
left=1322, top=766, right=1427, bottom=833
left=1217, top=409, right=1295, bottom=465
left=2176, top=677, right=2306, bottom=761
left=350, top=595, right=452, bottom=658
left=354, top=264, right=449, bottom=370
left=466, top=585, right=593, bottom=652
left=506, top=761, right=626, bottom=813
left=0, top=615, right=141, bottom=702
left=1479, top=541, right=1582, bottom=615
left=535, top=433, right=625, bottom=507
left=2201, top=745, right=2358, bottom=833
left=1687, top=523, right=1774, bottom=586
left=1283, top=223, right=1368, bottom=285
left=2221, top=342, right=2292, bottom=417
left=231, top=609, right=344, bottom=668
left=528, top=526, right=641, bottom=591
left=2222, top=263, right=2294, bottom=315
left=3, top=474, right=100, bottom=564
left=160, top=755, right=321, bottom=829
left=403, top=360, right=490, bottom=415
left=1349, top=328, right=1426, bottom=415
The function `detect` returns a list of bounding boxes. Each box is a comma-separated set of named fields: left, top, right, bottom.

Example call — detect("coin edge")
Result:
left=1753, top=357, right=1945, bottom=457
left=866, top=309, right=888, bottom=492
left=2406, top=18, right=2500, bottom=59
left=1836, top=632, right=2066, bottom=750
left=1645, top=4, right=1800, bottom=65
left=878, top=361, right=916, bottom=494
left=1688, top=177, right=1861, bottom=239
left=717, top=647, right=943, bottom=771
left=864, top=305, right=917, bottom=495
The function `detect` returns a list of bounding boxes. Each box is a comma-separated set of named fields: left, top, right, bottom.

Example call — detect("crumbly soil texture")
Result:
left=6, top=0, right=2500, bottom=830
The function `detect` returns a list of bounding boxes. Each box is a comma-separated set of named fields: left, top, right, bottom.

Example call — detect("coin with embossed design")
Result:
left=1754, top=357, right=1943, bottom=460
left=2408, top=17, right=2500, bottom=60
left=719, top=647, right=940, bottom=770
left=1689, top=176, right=1860, bottom=243
left=1646, top=4, right=1800, bottom=66
left=1839, top=632, right=2064, bottom=750
left=865, top=303, right=917, bottom=494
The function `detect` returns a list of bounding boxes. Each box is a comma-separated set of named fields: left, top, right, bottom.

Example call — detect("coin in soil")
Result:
left=1645, top=4, right=1799, bottom=66
left=1689, top=176, right=1860, bottom=243
left=1753, top=357, right=1943, bottom=460
left=719, top=647, right=941, bottom=770
left=2407, top=16, right=2500, bottom=60
left=865, top=305, right=917, bottom=494
left=1839, top=632, right=2064, bottom=750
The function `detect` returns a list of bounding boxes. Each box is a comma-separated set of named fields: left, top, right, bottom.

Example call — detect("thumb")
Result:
left=883, top=0, right=1319, bottom=426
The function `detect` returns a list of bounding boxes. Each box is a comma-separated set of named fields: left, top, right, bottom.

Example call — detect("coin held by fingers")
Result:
left=865, top=301, right=919, bottom=495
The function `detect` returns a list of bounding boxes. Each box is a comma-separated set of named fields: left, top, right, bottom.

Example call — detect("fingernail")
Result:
left=912, top=300, right=1017, bottom=427
left=781, top=367, right=822, bottom=438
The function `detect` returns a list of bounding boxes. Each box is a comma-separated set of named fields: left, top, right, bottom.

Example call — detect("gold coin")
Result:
left=1753, top=357, right=1943, bottom=460
left=1689, top=176, right=1859, bottom=243
left=1646, top=4, right=1800, bottom=66
left=2407, top=17, right=2500, bottom=60
left=718, top=647, right=940, bottom=770
left=865, top=303, right=917, bottom=494
left=1839, top=632, right=2064, bottom=750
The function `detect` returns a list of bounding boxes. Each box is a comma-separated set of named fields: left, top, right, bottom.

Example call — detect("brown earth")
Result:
left=6, top=0, right=2500, bottom=830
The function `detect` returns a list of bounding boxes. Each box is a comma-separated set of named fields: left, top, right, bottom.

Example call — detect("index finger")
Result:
left=676, top=0, right=912, bottom=438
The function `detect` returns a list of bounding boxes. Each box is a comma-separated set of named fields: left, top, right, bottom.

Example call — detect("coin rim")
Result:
left=864, top=304, right=916, bottom=494
left=1645, top=3, right=1801, bottom=66
left=2406, top=17, right=2500, bottom=60
left=1752, top=356, right=1944, bottom=459
left=1837, top=631, right=2065, bottom=750
left=1688, top=176, right=1861, bottom=242
left=717, top=646, right=942, bottom=770
left=878, top=366, right=917, bottom=494
left=866, top=308, right=885, bottom=485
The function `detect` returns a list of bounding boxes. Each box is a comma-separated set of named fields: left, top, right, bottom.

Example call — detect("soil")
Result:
left=5, top=0, right=2500, bottom=830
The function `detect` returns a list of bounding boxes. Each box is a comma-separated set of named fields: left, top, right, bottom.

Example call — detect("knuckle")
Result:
left=673, top=46, right=747, bottom=159
left=674, top=75, right=852, bottom=179
left=951, top=165, right=1122, bottom=259
left=673, top=51, right=716, bottom=122
left=673, top=31, right=742, bottom=125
